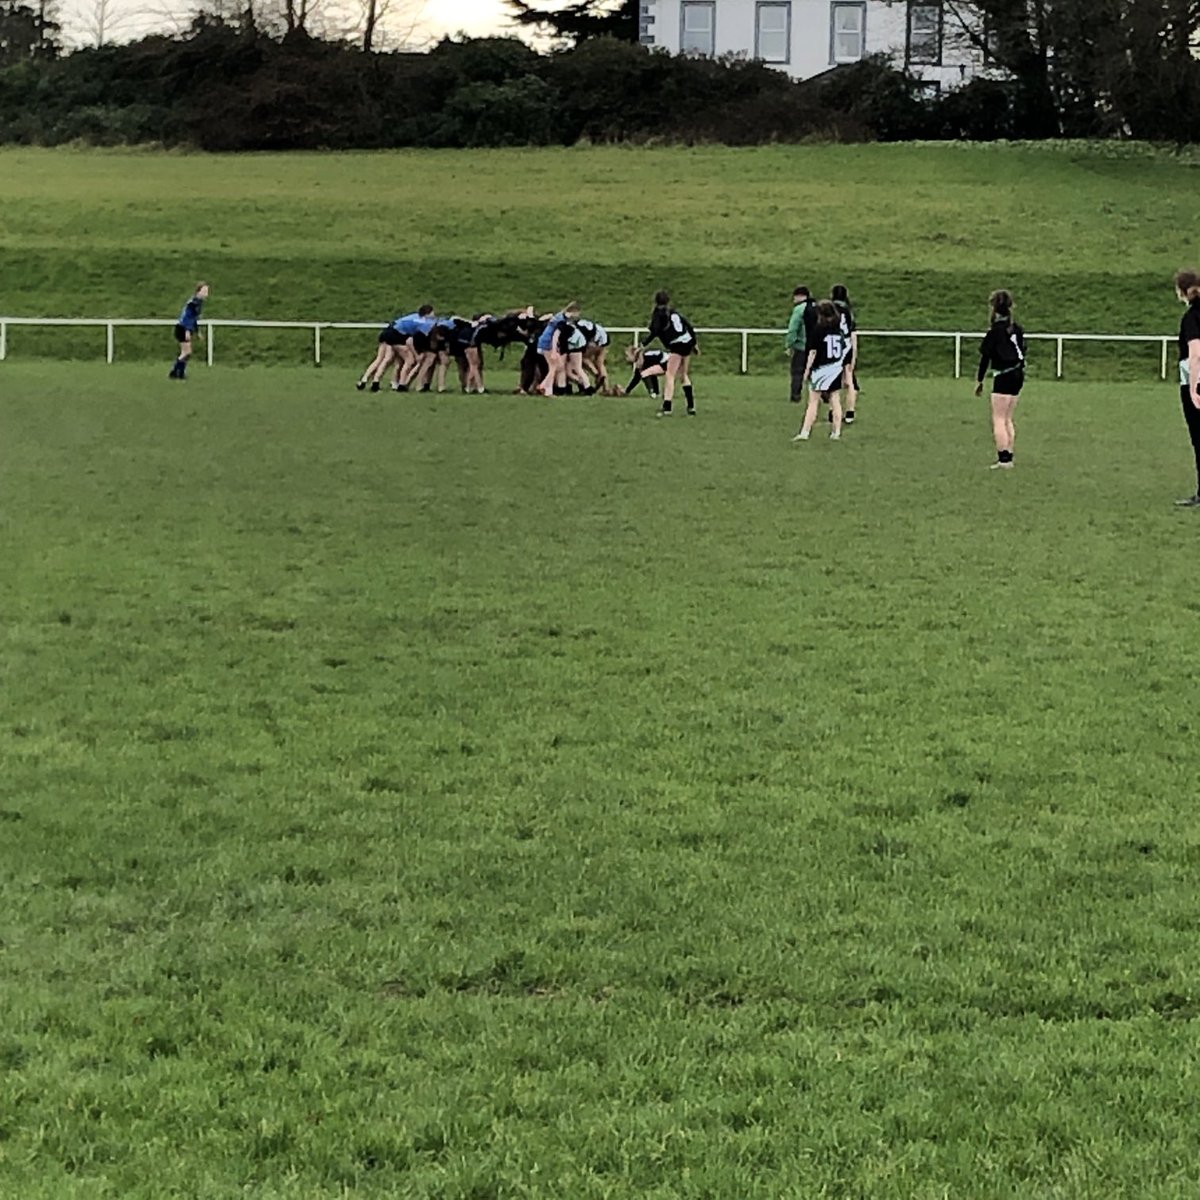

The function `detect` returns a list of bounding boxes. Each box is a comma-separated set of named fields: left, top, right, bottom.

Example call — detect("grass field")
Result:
left=1, top=142, right=1198, bottom=356
left=4, top=143, right=1200, bottom=1196
left=4, top=359, right=1200, bottom=1197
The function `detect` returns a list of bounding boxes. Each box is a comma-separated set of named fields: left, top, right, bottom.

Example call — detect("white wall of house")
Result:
left=641, top=0, right=985, bottom=89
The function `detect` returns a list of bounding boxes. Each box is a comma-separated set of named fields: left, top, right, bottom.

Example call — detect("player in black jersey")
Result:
left=973, top=289, right=1027, bottom=469
left=831, top=284, right=860, bottom=424
left=791, top=300, right=849, bottom=442
left=1174, top=269, right=1200, bottom=506
left=642, top=290, right=698, bottom=416
left=577, top=318, right=611, bottom=393
left=622, top=344, right=667, bottom=397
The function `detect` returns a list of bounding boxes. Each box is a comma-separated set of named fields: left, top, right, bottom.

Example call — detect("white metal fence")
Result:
left=0, top=317, right=1181, bottom=380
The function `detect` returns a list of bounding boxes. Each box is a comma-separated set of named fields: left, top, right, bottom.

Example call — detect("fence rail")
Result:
left=0, top=317, right=1179, bottom=381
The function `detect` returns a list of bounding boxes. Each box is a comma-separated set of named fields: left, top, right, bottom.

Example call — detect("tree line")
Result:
left=0, top=0, right=1198, bottom=149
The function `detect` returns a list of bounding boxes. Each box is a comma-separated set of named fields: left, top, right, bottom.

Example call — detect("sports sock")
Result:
left=998, top=449, right=1013, bottom=463
left=626, top=371, right=643, bottom=393
left=661, top=399, right=672, bottom=413
left=683, top=384, right=694, bottom=406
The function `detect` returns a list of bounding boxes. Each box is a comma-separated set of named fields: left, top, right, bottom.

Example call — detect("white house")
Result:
left=640, top=0, right=985, bottom=90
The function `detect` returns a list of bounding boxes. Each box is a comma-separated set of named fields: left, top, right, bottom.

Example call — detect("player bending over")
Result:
left=622, top=344, right=668, bottom=398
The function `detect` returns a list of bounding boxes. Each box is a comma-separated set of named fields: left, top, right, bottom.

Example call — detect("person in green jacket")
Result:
left=786, top=286, right=814, bottom=403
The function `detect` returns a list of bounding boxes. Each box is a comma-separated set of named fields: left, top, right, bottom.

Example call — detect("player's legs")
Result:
left=566, top=351, right=590, bottom=393
left=464, top=347, right=482, bottom=392
left=660, top=353, right=681, bottom=413
left=433, top=350, right=450, bottom=393
left=796, top=385, right=821, bottom=439
left=829, top=387, right=843, bottom=438
left=381, top=342, right=410, bottom=387
left=539, top=349, right=564, bottom=396
left=1180, top=386, right=1200, bottom=500
left=990, top=392, right=1017, bottom=466
left=170, top=327, right=194, bottom=379
left=360, top=342, right=390, bottom=388
left=842, top=363, right=858, bottom=423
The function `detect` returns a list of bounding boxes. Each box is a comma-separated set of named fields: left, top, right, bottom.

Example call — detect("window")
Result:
left=830, top=3, right=865, bottom=64
left=680, top=1, right=715, bottom=56
left=907, top=3, right=942, bottom=65
left=755, top=2, right=791, bottom=64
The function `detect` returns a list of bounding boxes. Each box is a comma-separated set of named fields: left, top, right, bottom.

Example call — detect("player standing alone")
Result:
left=169, top=283, right=209, bottom=380
left=1173, top=268, right=1200, bottom=506
left=973, top=290, right=1026, bottom=469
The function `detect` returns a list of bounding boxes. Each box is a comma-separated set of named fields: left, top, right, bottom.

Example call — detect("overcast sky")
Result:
left=57, top=0, right=512, bottom=48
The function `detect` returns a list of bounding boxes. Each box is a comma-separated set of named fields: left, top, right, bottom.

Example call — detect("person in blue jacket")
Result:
left=168, top=283, right=209, bottom=380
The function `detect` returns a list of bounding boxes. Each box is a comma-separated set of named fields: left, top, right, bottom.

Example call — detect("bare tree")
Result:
left=72, top=0, right=143, bottom=44
left=319, top=0, right=426, bottom=50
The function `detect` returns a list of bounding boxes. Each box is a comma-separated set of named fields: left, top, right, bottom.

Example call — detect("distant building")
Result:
left=640, top=0, right=987, bottom=91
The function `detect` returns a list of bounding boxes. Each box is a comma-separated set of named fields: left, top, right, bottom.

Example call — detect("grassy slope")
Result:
left=0, top=143, right=1197, bottom=336
left=3, top=365, right=1200, bottom=1197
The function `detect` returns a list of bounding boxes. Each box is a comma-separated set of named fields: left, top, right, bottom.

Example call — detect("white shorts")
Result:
left=811, top=363, right=844, bottom=394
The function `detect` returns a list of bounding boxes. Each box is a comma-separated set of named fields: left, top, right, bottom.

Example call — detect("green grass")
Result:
left=0, top=142, right=1197, bottom=344
left=4, top=362, right=1200, bottom=1197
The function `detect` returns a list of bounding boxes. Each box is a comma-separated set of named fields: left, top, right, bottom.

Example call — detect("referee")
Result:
left=786, top=285, right=813, bottom=403
left=1175, top=268, right=1200, bottom=507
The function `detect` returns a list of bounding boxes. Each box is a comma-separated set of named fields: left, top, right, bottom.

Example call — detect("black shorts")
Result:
left=174, top=324, right=192, bottom=344
left=379, top=327, right=404, bottom=346
left=667, top=342, right=694, bottom=358
left=992, top=369, right=1025, bottom=397
left=409, top=331, right=431, bottom=355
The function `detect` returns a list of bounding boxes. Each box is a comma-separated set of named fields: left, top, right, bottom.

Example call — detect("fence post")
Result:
left=1161, top=338, right=1169, bottom=382
left=0, top=320, right=6, bottom=362
left=740, top=331, right=749, bottom=375
left=206, top=322, right=214, bottom=367
left=1056, top=336, right=1064, bottom=380
left=106, top=323, right=114, bottom=364
left=314, top=324, right=321, bottom=366
left=954, top=333, right=962, bottom=379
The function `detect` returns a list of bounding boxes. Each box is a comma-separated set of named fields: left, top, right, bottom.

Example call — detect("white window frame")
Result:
left=680, top=0, right=716, bottom=57
left=755, top=2, right=791, bottom=65
left=830, top=2, right=866, bottom=65
left=906, top=2, right=942, bottom=66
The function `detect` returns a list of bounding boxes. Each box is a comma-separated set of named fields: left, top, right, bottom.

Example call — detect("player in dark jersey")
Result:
left=642, top=290, right=698, bottom=416
left=622, top=344, right=668, bottom=397
left=169, top=282, right=209, bottom=380
left=973, top=289, right=1027, bottom=469
left=561, top=319, right=594, bottom=395
left=430, top=315, right=477, bottom=393
left=791, top=300, right=849, bottom=442
left=577, top=318, right=611, bottom=393
left=831, top=284, right=860, bottom=424
left=1174, top=268, right=1200, bottom=506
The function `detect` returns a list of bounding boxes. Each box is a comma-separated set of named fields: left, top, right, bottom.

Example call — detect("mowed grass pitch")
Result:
left=4, top=363, right=1200, bottom=1197
left=2, top=141, right=1199, bottom=345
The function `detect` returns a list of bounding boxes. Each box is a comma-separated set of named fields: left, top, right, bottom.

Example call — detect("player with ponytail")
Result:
left=974, top=289, right=1027, bottom=469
